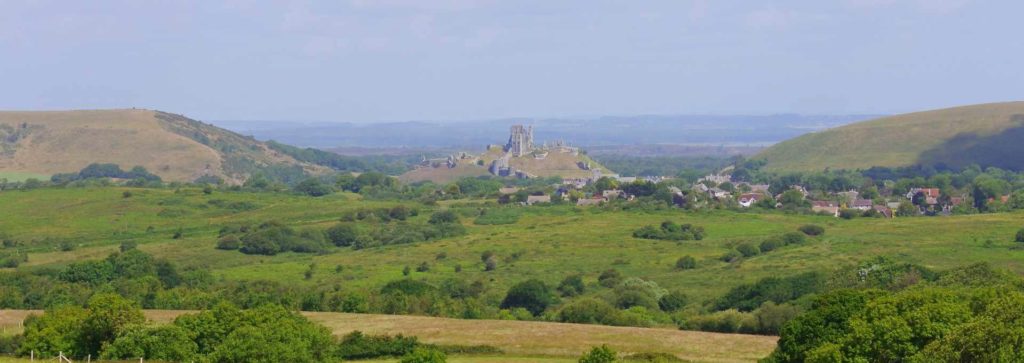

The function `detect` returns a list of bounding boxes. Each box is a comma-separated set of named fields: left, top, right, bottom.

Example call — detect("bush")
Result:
left=579, top=345, right=617, bottom=363
left=598, top=269, right=622, bottom=288
left=658, top=290, right=688, bottom=312
left=675, top=255, right=696, bottom=270
left=100, top=324, right=198, bottom=361
left=500, top=279, right=557, bottom=316
left=326, top=223, right=361, bottom=247
left=615, top=289, right=658, bottom=310
left=216, top=235, right=241, bottom=250
left=557, top=274, right=586, bottom=297
left=559, top=298, right=619, bottom=325
left=759, top=238, right=783, bottom=253
left=428, top=210, right=459, bottom=225
left=399, top=348, right=446, bottom=363
left=736, top=243, right=760, bottom=257
left=1016, top=228, right=1024, bottom=243
left=633, top=221, right=705, bottom=241
left=720, top=249, right=742, bottom=262
left=780, top=232, right=807, bottom=245
left=686, top=309, right=759, bottom=334
left=798, top=224, right=825, bottom=236
left=336, top=331, right=419, bottom=360
left=838, top=209, right=857, bottom=219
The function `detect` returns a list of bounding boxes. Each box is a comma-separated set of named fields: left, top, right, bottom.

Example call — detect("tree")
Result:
left=293, top=178, right=333, bottom=197
left=207, top=304, right=334, bottom=363
left=778, top=189, right=808, bottom=207
left=428, top=210, right=459, bottom=225
left=598, top=269, right=622, bottom=288
left=675, top=256, right=697, bottom=270
left=100, top=324, right=198, bottom=361
left=326, top=224, right=360, bottom=247
left=593, top=177, right=619, bottom=193
left=79, top=293, right=146, bottom=356
left=501, top=279, right=556, bottom=316
left=896, top=201, right=919, bottom=217
left=17, top=306, right=88, bottom=358
left=578, top=345, right=617, bottom=363
left=557, top=275, right=585, bottom=297
left=658, top=290, right=688, bottom=312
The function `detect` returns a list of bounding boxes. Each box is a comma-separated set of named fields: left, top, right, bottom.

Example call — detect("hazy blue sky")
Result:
left=1, top=0, right=1021, bottom=122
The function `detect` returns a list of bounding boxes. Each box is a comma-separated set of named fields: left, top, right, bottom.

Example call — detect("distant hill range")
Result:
left=0, top=109, right=328, bottom=183
left=214, top=114, right=878, bottom=150
left=756, top=102, right=1024, bottom=172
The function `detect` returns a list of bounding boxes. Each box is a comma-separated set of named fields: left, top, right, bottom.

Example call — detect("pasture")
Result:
left=2, top=186, right=1024, bottom=304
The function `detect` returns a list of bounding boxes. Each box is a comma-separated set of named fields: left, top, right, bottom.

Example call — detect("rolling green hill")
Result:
left=0, top=109, right=328, bottom=183
left=756, top=101, right=1024, bottom=172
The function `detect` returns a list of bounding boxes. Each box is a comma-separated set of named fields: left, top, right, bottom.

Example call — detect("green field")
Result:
left=3, top=186, right=1024, bottom=305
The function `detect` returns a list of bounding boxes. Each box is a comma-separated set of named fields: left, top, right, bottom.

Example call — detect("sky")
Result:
left=1, top=0, right=1021, bottom=123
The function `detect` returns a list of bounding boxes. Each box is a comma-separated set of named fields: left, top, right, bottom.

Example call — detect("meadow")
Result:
left=2, top=186, right=1023, bottom=306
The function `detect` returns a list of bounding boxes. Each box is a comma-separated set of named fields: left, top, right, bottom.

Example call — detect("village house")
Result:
left=498, top=187, right=520, bottom=195
left=602, top=189, right=625, bottom=200
left=737, top=183, right=771, bottom=194
left=811, top=201, right=840, bottom=217
left=851, top=199, right=874, bottom=211
left=576, top=196, right=604, bottom=206
left=738, top=193, right=765, bottom=208
left=526, top=195, right=551, bottom=205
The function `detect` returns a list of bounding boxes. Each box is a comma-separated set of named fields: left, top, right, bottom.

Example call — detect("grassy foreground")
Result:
left=3, top=187, right=1024, bottom=304
left=0, top=309, right=776, bottom=363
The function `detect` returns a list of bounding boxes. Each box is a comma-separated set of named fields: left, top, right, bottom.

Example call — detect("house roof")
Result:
left=811, top=201, right=838, bottom=208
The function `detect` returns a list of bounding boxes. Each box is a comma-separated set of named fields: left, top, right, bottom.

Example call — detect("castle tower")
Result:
left=506, top=124, right=534, bottom=157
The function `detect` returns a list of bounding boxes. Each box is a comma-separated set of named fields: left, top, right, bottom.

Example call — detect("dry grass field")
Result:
left=0, top=309, right=776, bottom=363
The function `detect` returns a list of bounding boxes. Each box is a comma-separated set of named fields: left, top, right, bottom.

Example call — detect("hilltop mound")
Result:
left=0, top=109, right=327, bottom=183
left=756, top=102, right=1024, bottom=172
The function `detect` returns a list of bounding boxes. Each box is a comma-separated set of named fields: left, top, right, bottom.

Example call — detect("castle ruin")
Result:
left=505, top=125, right=533, bottom=157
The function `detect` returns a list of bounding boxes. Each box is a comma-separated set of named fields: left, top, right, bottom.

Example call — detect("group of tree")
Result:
left=632, top=221, right=705, bottom=241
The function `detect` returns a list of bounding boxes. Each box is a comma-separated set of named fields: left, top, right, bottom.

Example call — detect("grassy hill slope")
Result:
left=0, top=109, right=326, bottom=183
left=756, top=102, right=1024, bottom=172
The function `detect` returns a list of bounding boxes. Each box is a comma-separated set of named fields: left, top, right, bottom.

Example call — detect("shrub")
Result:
left=428, top=210, right=459, bottom=225
left=416, top=262, right=430, bottom=272
left=798, top=224, right=825, bottom=236
left=216, top=235, right=241, bottom=250
left=100, top=324, right=198, bottom=361
left=675, top=255, right=696, bottom=270
left=399, top=348, right=446, bottom=363
left=559, top=298, right=619, bottom=325
left=326, top=224, right=361, bottom=247
left=579, top=345, right=617, bottom=363
left=1016, top=228, right=1024, bottom=243
left=736, top=243, right=760, bottom=257
left=686, top=309, right=759, bottom=334
left=658, top=290, right=688, bottom=312
left=598, top=269, right=622, bottom=288
left=780, top=232, right=807, bottom=245
left=759, top=238, right=783, bottom=253
left=336, top=331, right=419, bottom=360
left=838, top=209, right=857, bottom=219
left=615, top=289, right=658, bottom=310
left=557, top=274, right=586, bottom=297
left=484, top=256, right=497, bottom=271
left=633, top=221, right=705, bottom=241
left=500, top=279, right=556, bottom=316
left=720, top=249, right=742, bottom=262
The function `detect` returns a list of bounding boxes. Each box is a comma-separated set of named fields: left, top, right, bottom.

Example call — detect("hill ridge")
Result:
left=0, top=109, right=326, bottom=183
left=756, top=101, right=1024, bottom=172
